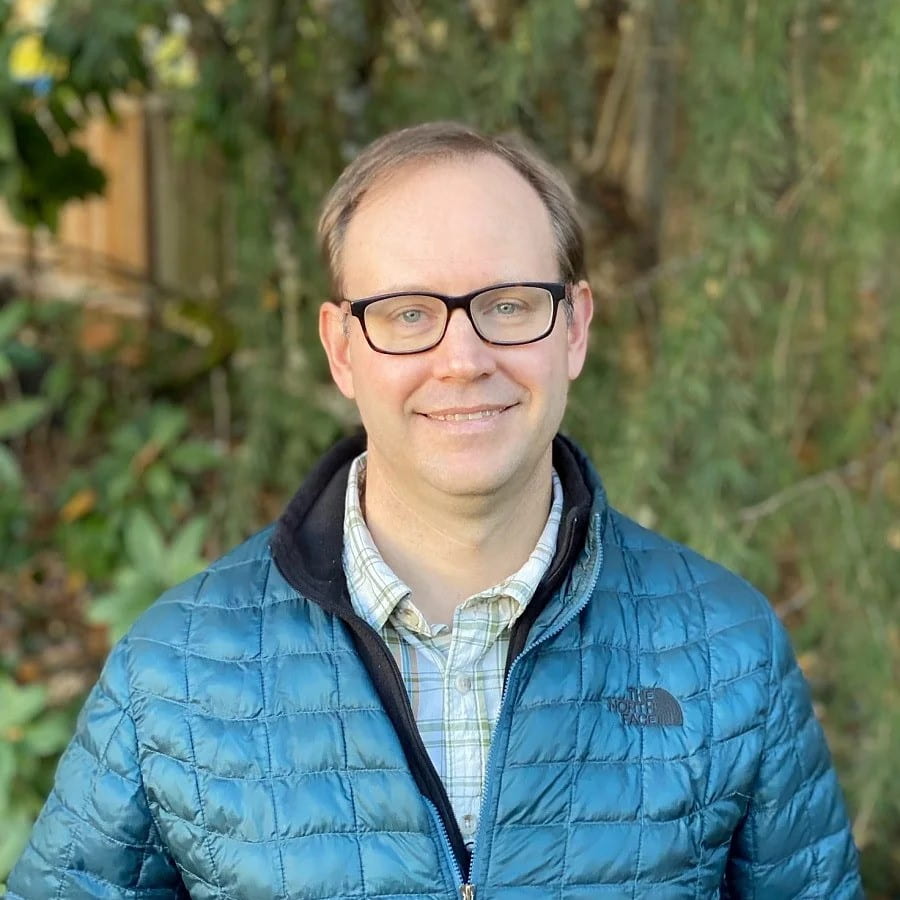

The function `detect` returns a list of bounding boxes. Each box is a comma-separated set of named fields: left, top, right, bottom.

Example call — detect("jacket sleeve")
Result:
left=725, top=612, right=864, bottom=898
left=6, top=639, right=187, bottom=899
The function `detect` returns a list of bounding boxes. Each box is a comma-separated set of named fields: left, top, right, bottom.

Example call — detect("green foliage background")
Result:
left=1, top=0, right=898, bottom=893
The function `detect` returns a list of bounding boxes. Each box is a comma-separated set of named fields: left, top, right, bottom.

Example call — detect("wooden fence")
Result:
left=0, top=96, right=228, bottom=311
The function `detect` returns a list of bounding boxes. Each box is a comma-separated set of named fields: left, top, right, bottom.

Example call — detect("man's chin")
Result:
left=416, top=454, right=521, bottom=501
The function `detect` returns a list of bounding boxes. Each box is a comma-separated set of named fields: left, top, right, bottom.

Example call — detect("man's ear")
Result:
left=319, top=301, right=356, bottom=400
left=566, top=280, right=594, bottom=381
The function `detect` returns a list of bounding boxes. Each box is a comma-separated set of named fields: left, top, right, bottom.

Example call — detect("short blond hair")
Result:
left=317, top=121, right=586, bottom=299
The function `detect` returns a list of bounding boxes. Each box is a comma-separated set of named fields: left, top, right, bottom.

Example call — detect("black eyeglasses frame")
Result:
left=344, top=281, right=569, bottom=355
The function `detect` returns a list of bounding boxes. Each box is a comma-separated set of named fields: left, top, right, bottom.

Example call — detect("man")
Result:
left=9, top=122, right=862, bottom=898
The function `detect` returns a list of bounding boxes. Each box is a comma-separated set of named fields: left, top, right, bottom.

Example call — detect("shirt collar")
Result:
left=342, top=453, right=410, bottom=632
left=342, top=452, right=564, bottom=632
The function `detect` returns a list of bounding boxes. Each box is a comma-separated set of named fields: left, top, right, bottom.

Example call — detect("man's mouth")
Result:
left=421, top=404, right=515, bottom=422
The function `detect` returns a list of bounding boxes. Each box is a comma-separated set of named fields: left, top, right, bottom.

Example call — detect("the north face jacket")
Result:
left=8, top=435, right=862, bottom=899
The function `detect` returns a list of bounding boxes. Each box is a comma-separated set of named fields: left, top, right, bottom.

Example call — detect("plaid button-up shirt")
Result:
left=342, top=453, right=563, bottom=846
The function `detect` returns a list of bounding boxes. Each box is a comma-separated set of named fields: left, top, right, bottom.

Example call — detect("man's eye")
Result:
left=390, top=307, right=432, bottom=325
left=492, top=300, right=524, bottom=316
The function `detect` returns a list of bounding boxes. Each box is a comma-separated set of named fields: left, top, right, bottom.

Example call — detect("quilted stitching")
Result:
left=7, top=469, right=862, bottom=899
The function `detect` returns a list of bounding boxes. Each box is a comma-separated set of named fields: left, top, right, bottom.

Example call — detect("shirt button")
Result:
left=462, top=814, right=476, bottom=834
left=456, top=676, right=472, bottom=694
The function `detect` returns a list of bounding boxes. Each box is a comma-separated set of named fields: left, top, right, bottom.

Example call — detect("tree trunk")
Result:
left=624, top=0, right=678, bottom=361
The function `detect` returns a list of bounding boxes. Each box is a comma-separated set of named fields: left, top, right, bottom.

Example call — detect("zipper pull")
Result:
left=459, top=885, right=475, bottom=900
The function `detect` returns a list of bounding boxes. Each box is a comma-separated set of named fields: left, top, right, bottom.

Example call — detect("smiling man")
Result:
left=9, top=123, right=862, bottom=899
left=317, top=150, right=591, bottom=627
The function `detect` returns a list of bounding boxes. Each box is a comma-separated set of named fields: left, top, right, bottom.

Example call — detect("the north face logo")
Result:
left=605, top=687, right=683, bottom=726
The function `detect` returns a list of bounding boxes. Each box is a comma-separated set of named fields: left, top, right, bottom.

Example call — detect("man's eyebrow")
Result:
left=362, top=284, right=438, bottom=295
left=350, top=279, right=530, bottom=298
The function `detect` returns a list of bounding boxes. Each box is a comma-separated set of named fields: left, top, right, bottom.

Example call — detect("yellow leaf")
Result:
left=886, top=526, right=900, bottom=552
left=60, top=488, right=97, bottom=523
left=796, top=651, right=819, bottom=678
left=262, top=285, right=280, bottom=311
left=79, top=317, right=122, bottom=353
left=66, top=569, right=87, bottom=593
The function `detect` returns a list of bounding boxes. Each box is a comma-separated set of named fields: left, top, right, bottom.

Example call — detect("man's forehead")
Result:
left=343, top=154, right=553, bottom=245
left=339, top=160, right=558, bottom=298
left=353, top=153, right=541, bottom=213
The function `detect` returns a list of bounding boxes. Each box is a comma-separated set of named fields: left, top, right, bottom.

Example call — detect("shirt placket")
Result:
left=392, top=607, right=451, bottom=775
left=444, top=605, right=498, bottom=847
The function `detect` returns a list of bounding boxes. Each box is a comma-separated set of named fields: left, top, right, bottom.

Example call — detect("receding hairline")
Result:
left=318, top=124, right=586, bottom=300
left=346, top=150, right=557, bottom=265
left=326, top=148, right=538, bottom=297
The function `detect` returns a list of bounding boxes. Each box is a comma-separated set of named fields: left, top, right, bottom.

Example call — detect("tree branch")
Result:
left=573, top=8, right=640, bottom=176
left=737, top=410, right=900, bottom=529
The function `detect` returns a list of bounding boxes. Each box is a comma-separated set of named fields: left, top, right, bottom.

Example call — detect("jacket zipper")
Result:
left=424, top=797, right=470, bottom=896
left=466, top=512, right=605, bottom=889
left=324, top=510, right=602, bottom=896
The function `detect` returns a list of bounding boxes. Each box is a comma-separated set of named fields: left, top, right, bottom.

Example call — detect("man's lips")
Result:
left=418, top=403, right=517, bottom=422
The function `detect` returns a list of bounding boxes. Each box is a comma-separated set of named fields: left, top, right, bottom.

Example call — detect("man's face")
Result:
left=319, top=153, right=592, bottom=504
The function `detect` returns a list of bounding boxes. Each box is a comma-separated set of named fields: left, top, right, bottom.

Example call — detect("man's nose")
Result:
left=430, top=309, right=497, bottom=378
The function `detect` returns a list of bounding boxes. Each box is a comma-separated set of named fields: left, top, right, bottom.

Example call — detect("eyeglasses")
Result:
left=345, top=281, right=568, bottom=355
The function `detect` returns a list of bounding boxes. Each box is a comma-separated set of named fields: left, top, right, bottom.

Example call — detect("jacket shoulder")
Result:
left=600, top=507, right=773, bottom=642
left=126, top=523, right=293, bottom=651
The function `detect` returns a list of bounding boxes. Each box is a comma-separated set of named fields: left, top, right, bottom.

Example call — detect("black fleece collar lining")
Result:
left=270, top=431, right=594, bottom=611
left=270, top=432, right=364, bottom=608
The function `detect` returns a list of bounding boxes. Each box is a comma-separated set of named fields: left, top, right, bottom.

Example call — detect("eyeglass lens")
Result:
left=363, top=285, right=555, bottom=353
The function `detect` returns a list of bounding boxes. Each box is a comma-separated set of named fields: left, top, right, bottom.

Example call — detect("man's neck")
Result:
left=361, top=454, right=554, bottom=626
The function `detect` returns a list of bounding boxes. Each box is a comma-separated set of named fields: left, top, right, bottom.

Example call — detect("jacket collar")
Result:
left=270, top=431, right=602, bottom=613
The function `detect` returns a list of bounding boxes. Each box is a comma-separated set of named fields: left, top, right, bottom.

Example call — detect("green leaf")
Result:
left=168, top=440, right=221, bottom=474
left=148, top=404, right=188, bottom=449
left=165, top=516, right=207, bottom=582
left=0, top=680, right=46, bottom=731
left=47, top=95, right=79, bottom=137
left=6, top=109, right=105, bottom=230
left=0, top=742, right=15, bottom=814
left=106, top=470, right=135, bottom=504
left=0, top=398, right=49, bottom=439
left=88, top=570, right=158, bottom=640
left=22, top=712, right=74, bottom=756
left=144, top=462, right=176, bottom=499
left=0, top=300, right=28, bottom=342
left=109, top=421, right=143, bottom=454
left=41, top=360, right=75, bottom=406
left=64, top=375, right=104, bottom=443
left=0, top=444, right=22, bottom=489
left=0, top=811, right=34, bottom=881
left=124, top=508, right=165, bottom=572
left=0, top=352, right=12, bottom=380
left=3, top=340, right=44, bottom=374
left=0, top=111, right=16, bottom=164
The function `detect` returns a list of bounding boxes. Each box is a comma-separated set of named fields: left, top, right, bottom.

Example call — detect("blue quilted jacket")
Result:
left=8, top=435, right=862, bottom=899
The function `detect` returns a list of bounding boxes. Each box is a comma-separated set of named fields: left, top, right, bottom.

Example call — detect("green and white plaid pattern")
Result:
left=342, top=453, right=562, bottom=846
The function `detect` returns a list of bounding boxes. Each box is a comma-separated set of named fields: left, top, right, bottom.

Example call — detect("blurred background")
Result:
left=0, top=0, right=897, bottom=893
